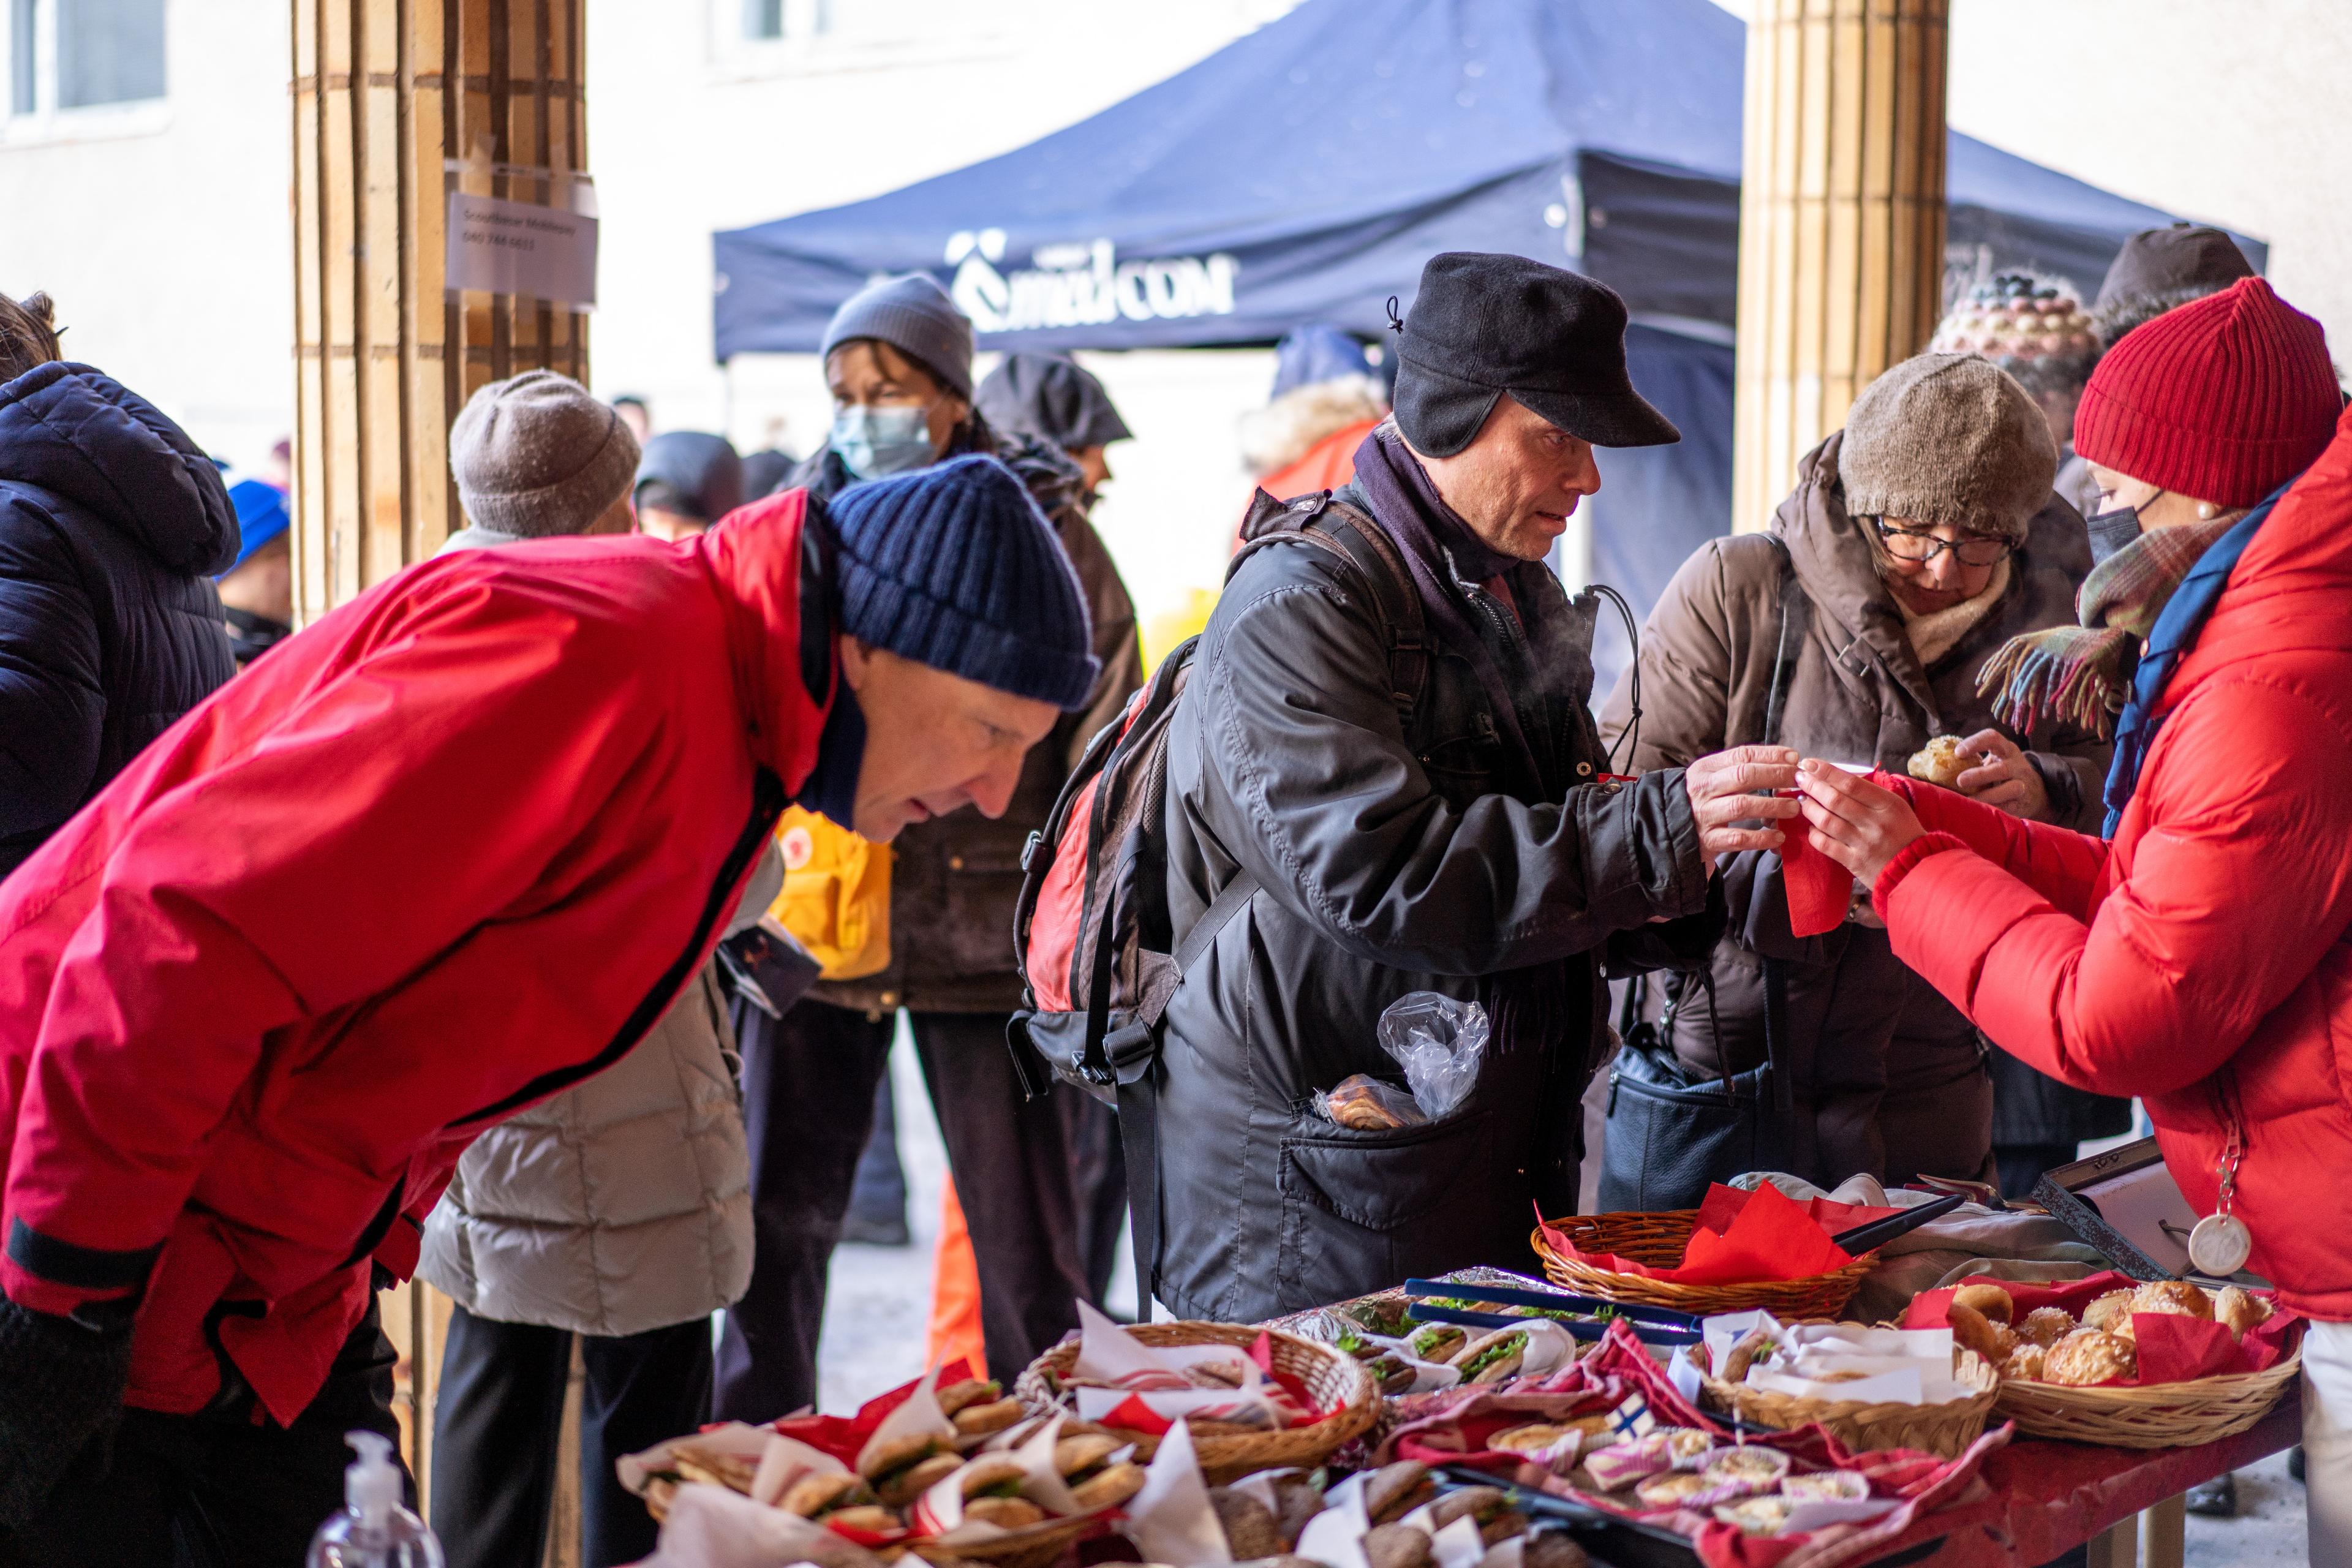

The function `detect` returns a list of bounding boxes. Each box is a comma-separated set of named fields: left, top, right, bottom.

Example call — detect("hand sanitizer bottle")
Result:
left=306, top=1431, right=446, bottom=1567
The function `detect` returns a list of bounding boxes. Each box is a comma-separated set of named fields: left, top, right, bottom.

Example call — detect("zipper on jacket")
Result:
left=449, top=767, right=789, bottom=1128
left=1460, top=580, right=1569, bottom=788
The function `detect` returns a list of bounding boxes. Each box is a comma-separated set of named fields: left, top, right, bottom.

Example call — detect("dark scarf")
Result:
left=224, top=606, right=291, bottom=668
left=1349, top=426, right=1565, bottom=798
left=1347, top=425, right=1579, bottom=1139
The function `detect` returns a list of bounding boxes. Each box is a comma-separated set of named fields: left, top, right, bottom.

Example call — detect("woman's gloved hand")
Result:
left=0, top=1294, right=135, bottom=1529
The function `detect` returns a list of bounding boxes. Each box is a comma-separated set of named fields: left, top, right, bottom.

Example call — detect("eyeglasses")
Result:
left=1872, top=521, right=2015, bottom=568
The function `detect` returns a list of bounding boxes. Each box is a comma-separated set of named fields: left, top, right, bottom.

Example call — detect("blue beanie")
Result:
left=826, top=453, right=1099, bottom=710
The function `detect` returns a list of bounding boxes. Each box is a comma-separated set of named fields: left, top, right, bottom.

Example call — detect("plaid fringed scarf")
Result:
left=1977, top=514, right=2239, bottom=737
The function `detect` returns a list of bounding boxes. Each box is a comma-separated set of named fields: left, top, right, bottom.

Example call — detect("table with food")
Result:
left=615, top=1161, right=2305, bottom=1568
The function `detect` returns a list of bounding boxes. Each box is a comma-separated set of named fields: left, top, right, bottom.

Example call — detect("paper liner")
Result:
left=854, top=1359, right=959, bottom=1476
left=638, top=1481, right=890, bottom=1568
left=1118, top=1417, right=1232, bottom=1567
left=1292, top=1469, right=1374, bottom=1568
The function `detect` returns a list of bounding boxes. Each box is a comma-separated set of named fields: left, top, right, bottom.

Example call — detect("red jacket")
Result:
left=0, top=490, right=830, bottom=1423
left=1873, top=405, right=2352, bottom=1320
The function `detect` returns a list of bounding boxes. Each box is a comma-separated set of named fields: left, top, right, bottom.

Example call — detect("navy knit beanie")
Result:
left=826, top=453, right=1099, bottom=710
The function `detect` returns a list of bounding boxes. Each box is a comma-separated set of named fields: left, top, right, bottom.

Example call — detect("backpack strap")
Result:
left=1232, top=489, right=1428, bottom=724
left=1758, top=536, right=1807, bottom=1118
left=1762, top=537, right=1808, bottom=748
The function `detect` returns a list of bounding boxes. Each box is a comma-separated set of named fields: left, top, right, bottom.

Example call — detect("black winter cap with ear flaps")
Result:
left=1390, top=252, right=1681, bottom=457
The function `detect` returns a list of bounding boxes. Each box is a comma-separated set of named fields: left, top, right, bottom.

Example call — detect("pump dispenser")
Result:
left=306, top=1431, right=445, bottom=1568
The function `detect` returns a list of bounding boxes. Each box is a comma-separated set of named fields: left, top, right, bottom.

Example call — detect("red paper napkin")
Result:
left=1538, top=1182, right=1863, bottom=1286
left=1903, top=1273, right=2302, bottom=1383
left=1777, top=802, right=1855, bottom=938
left=764, top=1356, right=978, bottom=1463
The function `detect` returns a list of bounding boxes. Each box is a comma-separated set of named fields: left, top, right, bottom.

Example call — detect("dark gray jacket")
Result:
left=1155, top=484, right=1713, bottom=1322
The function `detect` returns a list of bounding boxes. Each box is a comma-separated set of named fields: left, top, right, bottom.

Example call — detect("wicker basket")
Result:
left=1700, top=1349, right=2000, bottom=1459
left=1992, top=1352, right=2302, bottom=1449
left=1531, top=1210, right=1877, bottom=1318
left=1014, top=1320, right=1379, bottom=1483
left=644, top=1478, right=1108, bottom=1568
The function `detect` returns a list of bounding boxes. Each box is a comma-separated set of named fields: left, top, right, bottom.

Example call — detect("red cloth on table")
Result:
left=1902, top=1270, right=2302, bottom=1383
left=1539, top=1182, right=1890, bottom=1286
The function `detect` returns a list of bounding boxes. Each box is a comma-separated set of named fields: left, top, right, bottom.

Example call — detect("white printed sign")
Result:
left=447, top=192, right=598, bottom=306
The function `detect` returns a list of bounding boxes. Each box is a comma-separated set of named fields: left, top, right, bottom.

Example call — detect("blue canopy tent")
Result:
left=713, top=0, right=2257, bottom=688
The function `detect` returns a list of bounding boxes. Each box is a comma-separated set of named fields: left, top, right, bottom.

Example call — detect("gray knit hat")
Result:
left=1838, top=353, right=2056, bottom=542
left=450, top=370, right=641, bottom=536
left=819, top=274, right=975, bottom=399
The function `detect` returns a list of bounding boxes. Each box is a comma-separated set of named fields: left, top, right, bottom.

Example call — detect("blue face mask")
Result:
left=830, top=404, right=935, bottom=480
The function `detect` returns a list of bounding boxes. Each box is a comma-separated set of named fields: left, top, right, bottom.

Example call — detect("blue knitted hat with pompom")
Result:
left=825, top=453, right=1098, bottom=710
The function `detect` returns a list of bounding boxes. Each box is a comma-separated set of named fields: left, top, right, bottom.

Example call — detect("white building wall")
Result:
left=1, top=0, right=2345, bottom=624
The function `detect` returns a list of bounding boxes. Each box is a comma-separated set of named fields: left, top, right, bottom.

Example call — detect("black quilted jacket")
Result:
left=0, top=362, right=237, bottom=875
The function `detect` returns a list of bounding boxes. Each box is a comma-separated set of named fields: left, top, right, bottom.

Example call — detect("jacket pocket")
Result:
left=1274, top=1107, right=1490, bottom=1312
left=929, top=837, right=1030, bottom=978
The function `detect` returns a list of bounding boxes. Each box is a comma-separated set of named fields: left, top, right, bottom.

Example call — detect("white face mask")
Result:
left=830, top=404, right=935, bottom=480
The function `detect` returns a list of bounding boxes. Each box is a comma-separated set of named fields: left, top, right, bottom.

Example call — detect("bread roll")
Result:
left=2017, top=1306, right=2075, bottom=1348
left=2002, top=1343, right=2048, bottom=1381
left=1951, top=1283, right=2015, bottom=1324
left=1907, top=736, right=1975, bottom=787
left=2131, top=1280, right=2214, bottom=1321
left=2044, top=1329, right=2137, bottom=1387
left=2212, top=1285, right=2272, bottom=1340
left=1946, top=1300, right=2018, bottom=1365
left=2081, top=1289, right=2137, bottom=1335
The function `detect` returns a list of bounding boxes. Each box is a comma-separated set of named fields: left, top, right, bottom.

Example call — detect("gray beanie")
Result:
left=450, top=370, right=641, bottom=536
left=1838, top=353, right=2056, bottom=543
left=819, top=274, right=975, bottom=399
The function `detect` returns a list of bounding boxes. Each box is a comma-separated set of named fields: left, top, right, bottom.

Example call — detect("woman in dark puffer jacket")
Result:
left=0, top=292, right=238, bottom=876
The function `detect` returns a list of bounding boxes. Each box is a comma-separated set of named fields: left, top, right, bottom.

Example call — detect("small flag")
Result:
left=1609, top=1392, right=1656, bottom=1439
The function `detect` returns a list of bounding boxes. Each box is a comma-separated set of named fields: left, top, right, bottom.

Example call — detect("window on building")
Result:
left=6, top=0, right=165, bottom=116
left=739, top=0, right=830, bottom=42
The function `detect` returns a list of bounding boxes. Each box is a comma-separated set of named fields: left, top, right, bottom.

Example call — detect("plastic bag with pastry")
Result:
left=1315, top=1074, right=1428, bottom=1131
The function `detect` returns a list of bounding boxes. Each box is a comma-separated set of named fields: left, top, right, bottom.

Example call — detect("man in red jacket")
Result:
left=0, top=438, right=1100, bottom=1563
left=1798, top=281, right=2350, bottom=1559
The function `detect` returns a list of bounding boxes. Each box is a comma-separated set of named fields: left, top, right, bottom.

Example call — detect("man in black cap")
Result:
left=1150, top=254, right=1800, bottom=1319
left=974, top=353, right=1133, bottom=511
left=633, top=431, right=745, bottom=542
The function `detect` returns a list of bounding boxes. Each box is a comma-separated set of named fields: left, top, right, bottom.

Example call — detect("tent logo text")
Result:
left=946, top=229, right=1240, bottom=333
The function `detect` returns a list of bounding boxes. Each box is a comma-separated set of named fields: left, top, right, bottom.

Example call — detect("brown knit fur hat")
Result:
left=1838, top=352, right=2056, bottom=541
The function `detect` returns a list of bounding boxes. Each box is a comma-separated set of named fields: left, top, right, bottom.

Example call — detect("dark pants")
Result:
left=1997, top=1142, right=2081, bottom=1202
left=713, top=1002, right=1088, bottom=1420
left=1059, top=1088, right=1128, bottom=1308
left=429, top=1303, right=710, bottom=1568
left=5, top=1300, right=402, bottom=1568
left=846, top=1070, right=910, bottom=1237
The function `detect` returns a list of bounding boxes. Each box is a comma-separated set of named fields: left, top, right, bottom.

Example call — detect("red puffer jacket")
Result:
left=1871, top=406, right=2352, bottom=1321
left=0, top=489, right=831, bottom=1424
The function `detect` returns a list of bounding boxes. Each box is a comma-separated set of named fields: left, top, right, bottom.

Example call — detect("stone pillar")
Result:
left=1732, top=0, right=1949, bottom=530
left=292, top=0, right=589, bottom=624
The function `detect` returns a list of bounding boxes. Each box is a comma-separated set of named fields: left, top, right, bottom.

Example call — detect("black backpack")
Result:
left=1006, top=488, right=1428, bottom=1310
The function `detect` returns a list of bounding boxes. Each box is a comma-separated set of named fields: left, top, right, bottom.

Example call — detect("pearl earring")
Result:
left=2196, top=502, right=2217, bottom=519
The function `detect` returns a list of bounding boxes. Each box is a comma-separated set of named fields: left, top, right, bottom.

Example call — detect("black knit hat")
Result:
left=975, top=353, right=1133, bottom=450
left=826, top=454, right=1099, bottom=710
left=633, top=431, right=744, bottom=522
left=1391, top=252, right=1679, bottom=456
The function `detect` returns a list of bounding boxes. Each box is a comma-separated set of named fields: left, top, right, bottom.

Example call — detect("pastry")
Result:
left=1907, top=735, right=1976, bottom=787
left=1431, top=1487, right=1525, bottom=1545
left=1363, top=1522, right=1434, bottom=1568
left=1325, top=1076, right=1414, bottom=1130
left=2002, top=1343, right=2048, bottom=1381
left=1071, top=1463, right=1145, bottom=1512
left=1700, top=1446, right=1789, bottom=1487
left=2044, top=1329, right=2138, bottom=1388
left=1714, top=1496, right=1796, bottom=1536
left=938, top=1377, right=1003, bottom=1419
left=2132, top=1280, right=2215, bottom=1321
left=2081, top=1289, right=2137, bottom=1335
left=782, top=1472, right=869, bottom=1519
left=1407, top=1324, right=1468, bottom=1363
left=1452, top=1327, right=1531, bottom=1384
left=1634, top=1471, right=1717, bottom=1509
left=1364, top=1461, right=1437, bottom=1524
left=1951, top=1283, right=2015, bottom=1324
left=954, top=1398, right=1025, bottom=1438
left=2017, top=1306, right=2076, bottom=1348
left=1721, top=1326, right=1777, bottom=1384
left=1580, top=1436, right=1672, bottom=1490
left=1210, top=1490, right=1284, bottom=1559
left=2212, top=1285, right=2272, bottom=1340
left=965, top=1496, right=1047, bottom=1529
left=1366, top=1351, right=1419, bottom=1396
left=1489, top=1423, right=1583, bottom=1468
left=1519, top=1534, right=1589, bottom=1568
left=1781, top=1471, right=1869, bottom=1501
left=1657, top=1427, right=1715, bottom=1466
left=669, top=1443, right=758, bottom=1493
left=826, top=1504, right=902, bottom=1535
left=1946, top=1299, right=2018, bottom=1365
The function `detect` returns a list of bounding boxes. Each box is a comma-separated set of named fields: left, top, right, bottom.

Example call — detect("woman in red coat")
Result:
left=1798, top=279, right=2350, bottom=1559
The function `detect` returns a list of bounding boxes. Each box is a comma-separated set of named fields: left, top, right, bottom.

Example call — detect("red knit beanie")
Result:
left=2073, top=276, right=2338, bottom=508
